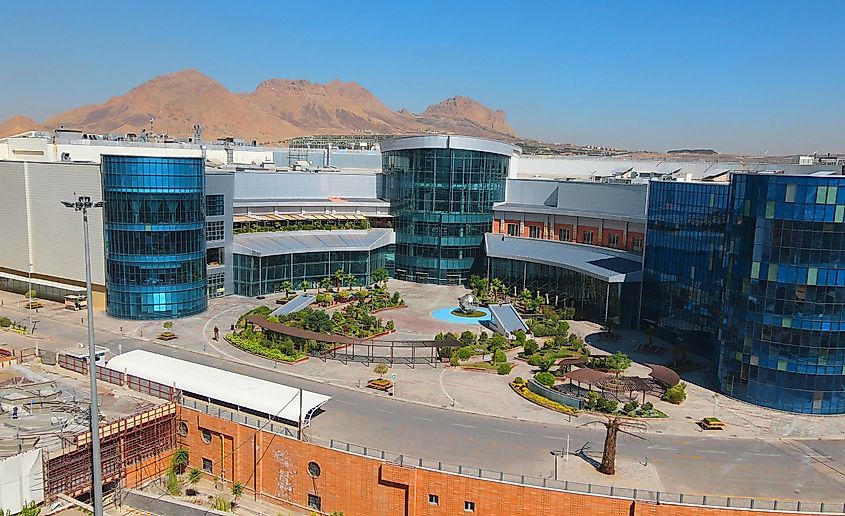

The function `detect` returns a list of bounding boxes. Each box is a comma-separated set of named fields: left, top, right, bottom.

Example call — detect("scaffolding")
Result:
left=44, top=403, right=177, bottom=500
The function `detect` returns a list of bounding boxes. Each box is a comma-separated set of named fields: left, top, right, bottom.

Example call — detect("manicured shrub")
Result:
left=449, top=356, right=460, bottom=367
left=595, top=396, right=618, bottom=414
left=527, top=354, right=543, bottom=366
left=0, top=317, right=11, bottom=328
left=513, top=376, right=524, bottom=384
left=535, top=371, right=556, bottom=388
left=456, top=347, right=473, bottom=360
left=522, top=339, right=538, bottom=355
left=497, top=363, right=513, bottom=375
left=662, top=382, right=687, bottom=404
left=459, top=330, right=477, bottom=347
left=493, top=350, right=507, bottom=363
left=642, top=401, right=654, bottom=411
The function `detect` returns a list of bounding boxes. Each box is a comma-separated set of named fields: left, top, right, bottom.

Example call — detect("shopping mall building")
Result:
left=1, top=130, right=844, bottom=413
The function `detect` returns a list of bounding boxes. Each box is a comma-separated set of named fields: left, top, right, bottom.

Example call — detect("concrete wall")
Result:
left=233, top=171, right=383, bottom=201
left=0, top=160, right=106, bottom=286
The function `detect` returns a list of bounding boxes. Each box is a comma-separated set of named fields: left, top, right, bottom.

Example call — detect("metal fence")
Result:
left=178, top=397, right=845, bottom=514
left=326, top=440, right=845, bottom=514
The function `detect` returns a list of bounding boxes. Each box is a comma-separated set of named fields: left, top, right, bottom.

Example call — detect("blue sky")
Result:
left=2, top=0, right=843, bottom=154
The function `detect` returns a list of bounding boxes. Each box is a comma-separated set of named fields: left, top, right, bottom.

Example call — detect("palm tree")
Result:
left=280, top=280, right=293, bottom=300
left=320, top=277, right=332, bottom=293
left=300, top=279, right=310, bottom=293
left=490, top=278, right=504, bottom=302
left=334, top=269, right=346, bottom=290
left=348, top=274, right=358, bottom=290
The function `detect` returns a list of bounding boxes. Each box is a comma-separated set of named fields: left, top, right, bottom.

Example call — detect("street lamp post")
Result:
left=61, top=195, right=105, bottom=516
left=28, top=262, right=32, bottom=333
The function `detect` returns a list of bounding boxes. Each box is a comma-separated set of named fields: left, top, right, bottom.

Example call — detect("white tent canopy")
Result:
left=107, top=350, right=330, bottom=423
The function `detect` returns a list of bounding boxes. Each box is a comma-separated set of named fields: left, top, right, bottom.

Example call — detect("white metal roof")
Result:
left=106, top=350, right=330, bottom=423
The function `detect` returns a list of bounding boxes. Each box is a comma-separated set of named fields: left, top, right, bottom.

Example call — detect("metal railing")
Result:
left=326, top=440, right=845, bottom=514
left=178, top=399, right=845, bottom=514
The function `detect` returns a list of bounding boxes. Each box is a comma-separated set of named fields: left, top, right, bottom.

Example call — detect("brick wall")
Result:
left=176, top=407, right=824, bottom=516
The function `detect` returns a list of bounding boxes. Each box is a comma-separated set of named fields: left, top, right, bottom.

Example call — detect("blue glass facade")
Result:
left=642, top=181, right=729, bottom=359
left=383, top=147, right=508, bottom=284
left=102, top=156, right=207, bottom=319
left=720, top=174, right=845, bottom=414
left=645, top=174, right=845, bottom=413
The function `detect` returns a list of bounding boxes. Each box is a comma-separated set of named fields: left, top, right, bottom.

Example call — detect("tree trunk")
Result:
left=599, top=419, right=619, bottom=475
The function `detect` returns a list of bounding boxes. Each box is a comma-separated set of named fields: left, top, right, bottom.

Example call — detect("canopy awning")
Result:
left=107, top=350, right=330, bottom=423
left=647, top=363, right=681, bottom=387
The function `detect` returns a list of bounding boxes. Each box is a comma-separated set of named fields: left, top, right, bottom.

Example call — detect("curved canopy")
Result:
left=647, top=363, right=681, bottom=387
left=563, top=367, right=614, bottom=385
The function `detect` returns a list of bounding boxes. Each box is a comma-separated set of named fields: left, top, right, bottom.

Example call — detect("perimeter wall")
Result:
left=178, top=406, right=829, bottom=516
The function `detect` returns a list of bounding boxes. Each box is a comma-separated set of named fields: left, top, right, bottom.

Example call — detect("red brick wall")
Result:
left=602, top=228, right=624, bottom=249
left=176, top=407, right=817, bottom=516
left=577, top=226, right=600, bottom=245
left=553, top=223, right=574, bottom=241
left=523, top=222, right=544, bottom=239
left=628, top=231, right=645, bottom=252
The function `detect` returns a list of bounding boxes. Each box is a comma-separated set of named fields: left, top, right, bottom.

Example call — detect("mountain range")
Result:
left=0, top=69, right=516, bottom=143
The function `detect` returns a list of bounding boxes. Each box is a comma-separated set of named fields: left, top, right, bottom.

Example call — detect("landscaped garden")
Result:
left=234, top=218, right=370, bottom=235
left=227, top=280, right=404, bottom=361
left=510, top=377, right=578, bottom=415
left=436, top=330, right=515, bottom=375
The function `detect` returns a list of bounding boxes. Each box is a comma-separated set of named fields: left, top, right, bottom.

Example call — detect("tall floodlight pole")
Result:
left=61, top=196, right=105, bottom=516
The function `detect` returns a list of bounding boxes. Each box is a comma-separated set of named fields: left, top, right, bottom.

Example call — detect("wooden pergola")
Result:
left=244, top=315, right=461, bottom=368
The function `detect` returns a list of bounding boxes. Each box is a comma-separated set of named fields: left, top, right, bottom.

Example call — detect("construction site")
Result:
left=0, top=351, right=175, bottom=514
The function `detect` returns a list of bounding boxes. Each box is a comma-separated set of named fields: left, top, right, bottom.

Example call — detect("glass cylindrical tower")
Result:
left=382, top=136, right=513, bottom=285
left=720, top=174, right=845, bottom=414
left=102, top=155, right=207, bottom=319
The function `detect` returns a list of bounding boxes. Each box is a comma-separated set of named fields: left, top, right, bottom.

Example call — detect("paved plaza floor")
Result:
left=3, top=284, right=845, bottom=501
left=2, top=280, right=845, bottom=441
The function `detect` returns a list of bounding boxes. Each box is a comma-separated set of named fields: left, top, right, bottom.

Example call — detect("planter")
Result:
left=158, top=333, right=178, bottom=341
left=367, top=379, right=393, bottom=391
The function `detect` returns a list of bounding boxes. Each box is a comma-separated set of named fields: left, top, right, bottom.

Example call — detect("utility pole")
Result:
left=61, top=195, right=105, bottom=516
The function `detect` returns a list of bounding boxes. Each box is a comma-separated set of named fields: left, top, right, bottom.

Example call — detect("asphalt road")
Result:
left=5, top=309, right=845, bottom=503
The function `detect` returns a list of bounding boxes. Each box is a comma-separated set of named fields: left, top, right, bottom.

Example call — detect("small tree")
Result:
left=280, top=280, right=294, bottom=300
left=493, top=350, right=507, bottom=363
left=662, top=382, right=687, bottom=404
left=372, top=268, right=389, bottom=288
left=188, top=467, right=202, bottom=487
left=579, top=417, right=647, bottom=475
left=163, top=321, right=174, bottom=332
left=459, top=330, right=477, bottom=348
left=300, top=279, right=310, bottom=292
left=24, top=289, right=37, bottom=301
left=348, top=274, right=358, bottom=290
left=170, top=447, right=189, bottom=474
left=605, top=352, right=632, bottom=376
left=232, top=482, right=245, bottom=501
left=497, top=363, right=513, bottom=375
left=374, top=363, right=389, bottom=379
left=334, top=268, right=346, bottom=289
left=320, top=277, right=332, bottom=293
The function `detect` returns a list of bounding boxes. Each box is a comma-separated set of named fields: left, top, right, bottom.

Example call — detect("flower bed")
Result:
left=450, top=308, right=487, bottom=318
left=225, top=333, right=308, bottom=364
left=458, top=361, right=514, bottom=374
left=510, top=381, right=578, bottom=416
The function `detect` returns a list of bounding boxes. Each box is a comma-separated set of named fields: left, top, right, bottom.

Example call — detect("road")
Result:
left=4, top=307, right=845, bottom=503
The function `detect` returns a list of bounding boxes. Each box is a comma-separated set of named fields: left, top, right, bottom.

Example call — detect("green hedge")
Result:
left=225, top=333, right=305, bottom=363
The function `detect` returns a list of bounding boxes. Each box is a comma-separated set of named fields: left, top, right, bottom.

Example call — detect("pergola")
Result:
left=244, top=315, right=461, bottom=368
left=562, top=367, right=658, bottom=403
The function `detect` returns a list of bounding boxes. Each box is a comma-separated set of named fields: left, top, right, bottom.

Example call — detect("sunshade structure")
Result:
left=487, top=303, right=529, bottom=337
left=563, top=367, right=615, bottom=387
left=107, top=350, right=331, bottom=425
left=646, top=363, right=681, bottom=387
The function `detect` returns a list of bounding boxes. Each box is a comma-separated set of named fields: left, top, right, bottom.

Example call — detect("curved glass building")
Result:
left=382, top=136, right=514, bottom=284
left=102, top=155, right=207, bottom=319
left=719, top=174, right=845, bottom=414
